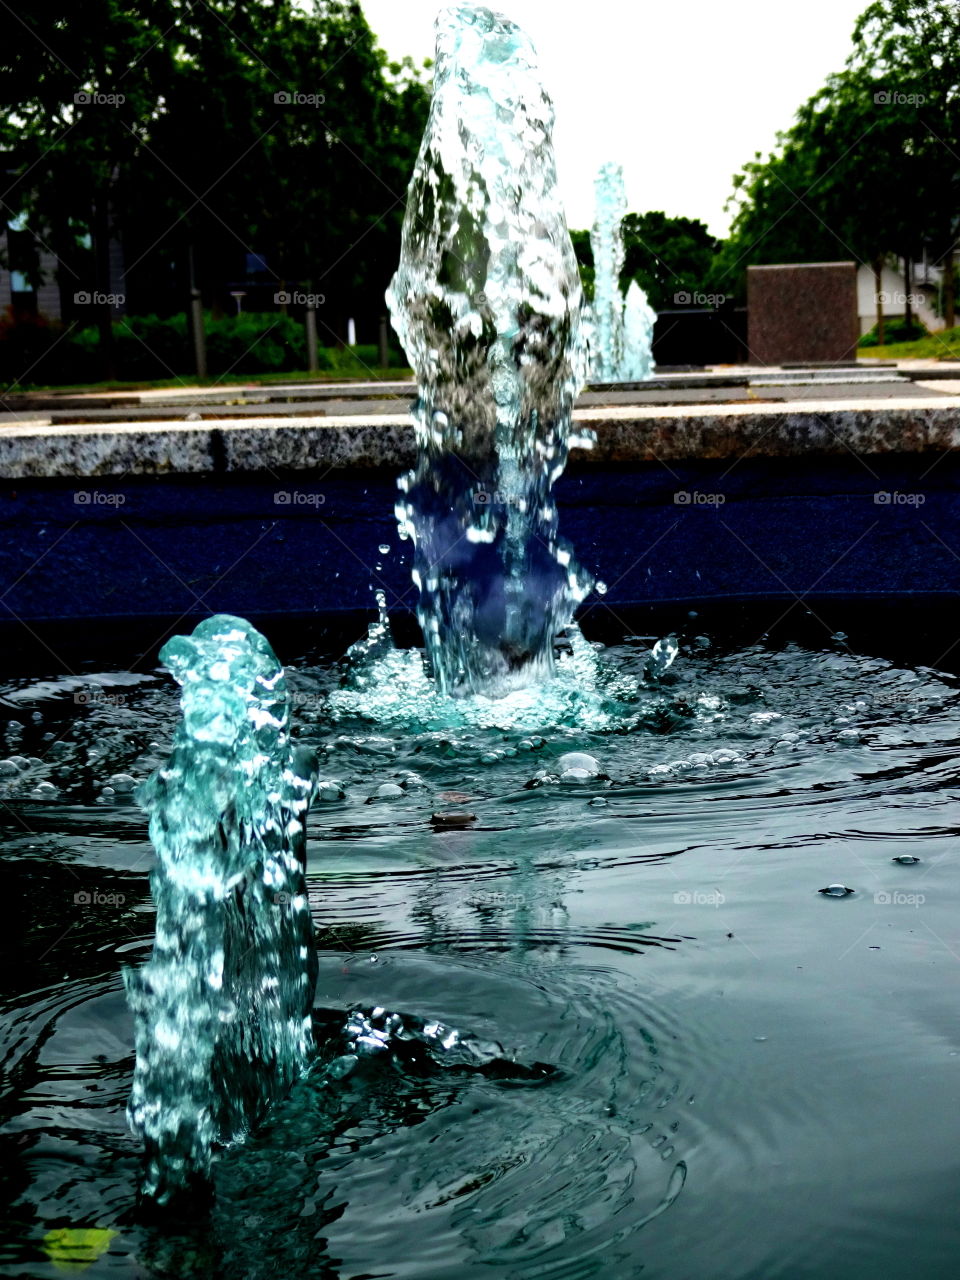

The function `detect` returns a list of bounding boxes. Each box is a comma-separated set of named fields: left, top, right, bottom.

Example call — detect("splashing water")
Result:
left=645, top=634, right=679, bottom=681
left=587, top=162, right=655, bottom=382
left=122, top=616, right=319, bottom=1205
left=587, top=161, right=627, bottom=381
left=622, top=279, right=657, bottom=381
left=386, top=5, right=593, bottom=697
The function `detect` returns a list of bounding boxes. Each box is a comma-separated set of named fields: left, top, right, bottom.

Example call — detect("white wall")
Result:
left=856, top=262, right=942, bottom=334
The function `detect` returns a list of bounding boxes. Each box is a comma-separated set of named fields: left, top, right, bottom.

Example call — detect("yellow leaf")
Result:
left=42, top=1228, right=119, bottom=1272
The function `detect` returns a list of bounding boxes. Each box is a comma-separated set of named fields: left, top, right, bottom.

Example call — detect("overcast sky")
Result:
left=360, top=0, right=872, bottom=237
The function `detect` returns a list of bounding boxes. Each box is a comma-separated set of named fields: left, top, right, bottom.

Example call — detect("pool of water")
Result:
left=2, top=622, right=960, bottom=1278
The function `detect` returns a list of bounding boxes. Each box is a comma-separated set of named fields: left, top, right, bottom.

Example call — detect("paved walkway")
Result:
left=3, top=360, right=960, bottom=429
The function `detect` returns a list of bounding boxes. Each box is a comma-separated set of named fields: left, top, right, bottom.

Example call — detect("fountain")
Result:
left=5, top=6, right=960, bottom=1273
left=122, top=616, right=319, bottom=1205
left=587, top=161, right=656, bottom=381
left=386, top=4, right=593, bottom=697
left=121, top=4, right=664, bottom=1212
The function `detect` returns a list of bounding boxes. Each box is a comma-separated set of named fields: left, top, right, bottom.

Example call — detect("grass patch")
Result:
left=858, top=325, right=960, bottom=361
left=6, top=366, right=413, bottom=395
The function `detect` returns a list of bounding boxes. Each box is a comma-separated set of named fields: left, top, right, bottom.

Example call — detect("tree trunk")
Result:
left=944, top=246, right=956, bottom=331
left=874, top=257, right=885, bottom=346
left=92, top=194, right=117, bottom=381
left=903, top=255, right=912, bottom=330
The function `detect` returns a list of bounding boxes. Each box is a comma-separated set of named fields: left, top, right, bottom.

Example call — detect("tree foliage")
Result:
left=571, top=213, right=720, bottom=311
left=719, top=0, right=959, bottom=322
left=0, top=0, right=431, bottom=358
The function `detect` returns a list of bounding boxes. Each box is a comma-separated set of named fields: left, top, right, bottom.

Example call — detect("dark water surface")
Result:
left=2, top=626, right=960, bottom=1279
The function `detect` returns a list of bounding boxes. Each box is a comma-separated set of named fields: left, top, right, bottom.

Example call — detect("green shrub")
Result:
left=859, top=316, right=929, bottom=347
left=0, top=308, right=407, bottom=387
left=0, top=308, right=90, bottom=386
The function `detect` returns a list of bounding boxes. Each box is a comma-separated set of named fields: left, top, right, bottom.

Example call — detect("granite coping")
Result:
left=1, top=399, right=958, bottom=479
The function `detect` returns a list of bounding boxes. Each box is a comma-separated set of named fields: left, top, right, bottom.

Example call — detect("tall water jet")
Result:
left=387, top=4, right=593, bottom=697
left=588, top=162, right=656, bottom=382
left=123, top=615, right=319, bottom=1206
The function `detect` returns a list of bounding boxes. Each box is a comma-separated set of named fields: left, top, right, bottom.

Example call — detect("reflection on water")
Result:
left=1, top=631, right=960, bottom=1276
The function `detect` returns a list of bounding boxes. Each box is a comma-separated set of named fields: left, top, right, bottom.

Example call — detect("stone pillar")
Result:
left=747, top=262, right=859, bottom=366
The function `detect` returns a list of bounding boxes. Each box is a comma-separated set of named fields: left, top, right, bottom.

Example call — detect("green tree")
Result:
left=0, top=0, right=178, bottom=373
left=848, top=0, right=960, bottom=327
left=571, top=213, right=720, bottom=311
left=718, top=0, right=959, bottom=332
left=0, top=1, right=430, bottom=376
left=620, top=211, right=720, bottom=311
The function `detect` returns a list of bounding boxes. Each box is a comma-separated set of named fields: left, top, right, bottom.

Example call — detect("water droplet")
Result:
left=327, top=1054, right=358, bottom=1079
left=646, top=635, right=679, bottom=679
left=557, top=751, right=600, bottom=775
left=560, top=767, right=593, bottom=784
left=371, top=782, right=404, bottom=801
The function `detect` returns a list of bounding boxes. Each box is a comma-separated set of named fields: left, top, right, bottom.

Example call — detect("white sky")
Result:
left=360, top=0, right=871, bottom=237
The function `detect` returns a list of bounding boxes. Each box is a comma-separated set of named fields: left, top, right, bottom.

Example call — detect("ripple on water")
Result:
left=2, top=632, right=960, bottom=1275
left=209, top=950, right=707, bottom=1279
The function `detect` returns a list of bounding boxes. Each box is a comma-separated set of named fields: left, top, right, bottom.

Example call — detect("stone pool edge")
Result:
left=1, top=398, right=959, bottom=479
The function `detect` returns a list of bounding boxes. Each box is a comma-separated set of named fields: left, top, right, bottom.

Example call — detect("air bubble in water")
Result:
left=557, top=751, right=600, bottom=775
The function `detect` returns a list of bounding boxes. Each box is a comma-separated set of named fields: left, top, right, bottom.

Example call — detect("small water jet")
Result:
left=123, top=616, right=319, bottom=1205
left=387, top=4, right=593, bottom=697
left=586, top=161, right=656, bottom=382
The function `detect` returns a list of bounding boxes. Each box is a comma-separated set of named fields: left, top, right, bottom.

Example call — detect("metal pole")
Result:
left=378, top=315, right=389, bottom=369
